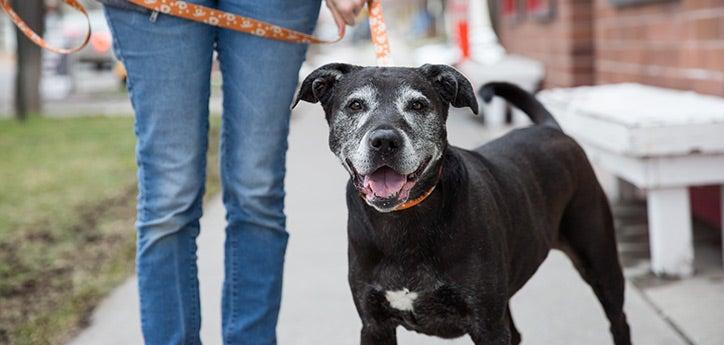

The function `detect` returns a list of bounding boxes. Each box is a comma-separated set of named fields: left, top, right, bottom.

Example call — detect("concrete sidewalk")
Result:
left=67, top=102, right=691, bottom=345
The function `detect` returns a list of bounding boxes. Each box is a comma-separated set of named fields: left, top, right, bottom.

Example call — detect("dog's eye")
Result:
left=408, top=100, right=426, bottom=112
left=347, top=100, right=364, bottom=112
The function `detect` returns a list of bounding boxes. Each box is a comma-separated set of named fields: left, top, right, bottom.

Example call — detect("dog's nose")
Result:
left=368, top=129, right=402, bottom=155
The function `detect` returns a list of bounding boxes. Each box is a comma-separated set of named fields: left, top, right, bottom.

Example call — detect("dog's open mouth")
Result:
left=348, top=157, right=431, bottom=204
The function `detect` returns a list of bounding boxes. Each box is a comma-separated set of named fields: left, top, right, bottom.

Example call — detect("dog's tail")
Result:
left=478, top=82, right=561, bottom=130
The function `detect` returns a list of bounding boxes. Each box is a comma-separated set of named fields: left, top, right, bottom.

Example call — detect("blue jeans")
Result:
left=104, top=1, right=320, bottom=344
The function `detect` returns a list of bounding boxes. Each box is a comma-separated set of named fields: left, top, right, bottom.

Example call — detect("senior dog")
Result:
left=293, top=63, right=631, bottom=345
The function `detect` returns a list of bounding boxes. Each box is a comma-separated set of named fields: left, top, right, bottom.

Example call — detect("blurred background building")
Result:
left=495, top=0, right=723, bottom=94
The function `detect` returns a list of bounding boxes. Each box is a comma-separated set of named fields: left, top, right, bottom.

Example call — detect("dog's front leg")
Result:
left=469, top=309, right=512, bottom=345
left=360, top=324, right=397, bottom=345
left=352, top=282, right=397, bottom=345
left=470, top=327, right=511, bottom=345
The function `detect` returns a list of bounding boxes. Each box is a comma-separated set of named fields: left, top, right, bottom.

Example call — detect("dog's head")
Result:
left=293, top=63, right=478, bottom=212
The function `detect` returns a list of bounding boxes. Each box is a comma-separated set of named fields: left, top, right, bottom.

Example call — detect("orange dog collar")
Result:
left=392, top=184, right=437, bottom=211
left=392, top=165, right=442, bottom=211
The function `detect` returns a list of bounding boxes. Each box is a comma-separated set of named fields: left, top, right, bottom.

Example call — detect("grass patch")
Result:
left=0, top=116, right=221, bottom=345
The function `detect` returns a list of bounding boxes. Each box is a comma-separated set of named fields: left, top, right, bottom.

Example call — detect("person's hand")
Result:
left=326, top=0, right=366, bottom=35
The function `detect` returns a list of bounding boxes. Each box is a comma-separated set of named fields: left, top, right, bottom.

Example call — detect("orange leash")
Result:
left=1, top=0, right=392, bottom=65
left=126, top=0, right=344, bottom=44
left=0, top=0, right=90, bottom=54
left=126, top=0, right=391, bottom=65
left=367, top=0, right=392, bottom=66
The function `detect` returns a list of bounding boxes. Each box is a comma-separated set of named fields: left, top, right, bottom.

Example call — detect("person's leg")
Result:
left=215, top=1, right=321, bottom=344
left=104, top=4, right=215, bottom=345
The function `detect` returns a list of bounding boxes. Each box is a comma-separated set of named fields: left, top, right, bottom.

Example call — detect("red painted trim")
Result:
left=690, top=186, right=721, bottom=230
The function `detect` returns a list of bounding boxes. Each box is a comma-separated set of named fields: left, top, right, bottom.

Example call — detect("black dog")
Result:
left=293, top=64, right=631, bottom=345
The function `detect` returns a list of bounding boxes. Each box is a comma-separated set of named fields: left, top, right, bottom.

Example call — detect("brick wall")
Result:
left=595, top=0, right=724, bottom=96
left=496, top=0, right=724, bottom=96
left=497, top=0, right=595, bottom=88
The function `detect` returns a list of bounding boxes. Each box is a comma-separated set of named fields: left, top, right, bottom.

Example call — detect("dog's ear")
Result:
left=419, top=64, right=479, bottom=115
left=292, top=63, right=362, bottom=109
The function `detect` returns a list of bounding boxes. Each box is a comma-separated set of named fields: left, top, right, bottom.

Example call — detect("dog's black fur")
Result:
left=295, top=64, right=631, bottom=345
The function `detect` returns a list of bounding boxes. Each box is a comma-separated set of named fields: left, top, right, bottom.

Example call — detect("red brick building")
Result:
left=495, top=0, right=724, bottom=95
left=493, top=0, right=723, bottom=227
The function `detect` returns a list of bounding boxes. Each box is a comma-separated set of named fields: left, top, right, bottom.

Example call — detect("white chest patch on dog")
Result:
left=385, top=288, right=419, bottom=312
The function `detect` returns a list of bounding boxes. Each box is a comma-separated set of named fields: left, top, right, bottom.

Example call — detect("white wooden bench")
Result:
left=538, top=84, right=724, bottom=278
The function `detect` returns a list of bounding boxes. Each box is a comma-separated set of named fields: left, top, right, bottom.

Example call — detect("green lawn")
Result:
left=0, top=116, right=221, bottom=345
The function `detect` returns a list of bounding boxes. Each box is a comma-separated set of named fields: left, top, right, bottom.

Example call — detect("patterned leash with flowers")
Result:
left=366, top=0, right=391, bottom=65
left=0, top=0, right=91, bottom=54
left=2, top=0, right=392, bottom=66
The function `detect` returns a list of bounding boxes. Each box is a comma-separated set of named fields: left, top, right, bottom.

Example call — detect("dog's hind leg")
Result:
left=507, top=305, right=521, bottom=345
left=559, top=184, right=632, bottom=345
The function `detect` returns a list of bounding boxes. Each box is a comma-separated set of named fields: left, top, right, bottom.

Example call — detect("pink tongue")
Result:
left=363, top=167, right=407, bottom=198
